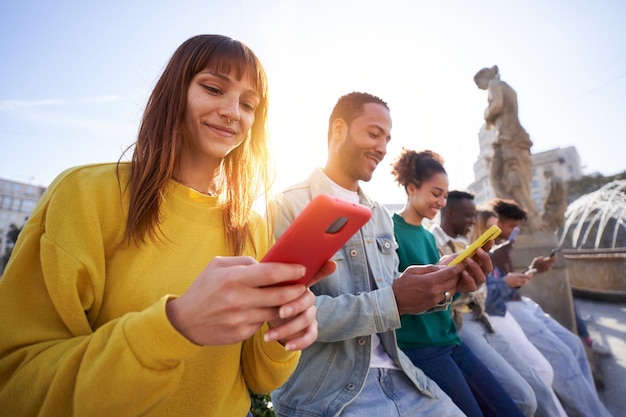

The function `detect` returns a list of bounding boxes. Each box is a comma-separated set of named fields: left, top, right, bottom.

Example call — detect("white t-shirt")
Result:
left=326, top=174, right=399, bottom=369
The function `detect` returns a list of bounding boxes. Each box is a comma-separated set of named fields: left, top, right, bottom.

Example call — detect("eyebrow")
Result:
left=201, top=70, right=260, bottom=98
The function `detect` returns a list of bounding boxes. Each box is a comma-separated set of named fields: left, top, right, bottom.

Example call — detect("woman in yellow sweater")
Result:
left=0, top=35, right=331, bottom=417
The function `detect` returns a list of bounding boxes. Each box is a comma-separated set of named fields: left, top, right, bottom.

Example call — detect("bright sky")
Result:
left=1, top=0, right=625, bottom=204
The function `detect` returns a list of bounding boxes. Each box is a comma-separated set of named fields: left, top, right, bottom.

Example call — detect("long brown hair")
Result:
left=472, top=209, right=498, bottom=242
left=123, top=34, right=273, bottom=256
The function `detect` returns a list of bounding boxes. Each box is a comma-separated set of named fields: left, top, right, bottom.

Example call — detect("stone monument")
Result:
left=542, top=168, right=568, bottom=232
left=474, top=65, right=575, bottom=330
left=474, top=65, right=543, bottom=233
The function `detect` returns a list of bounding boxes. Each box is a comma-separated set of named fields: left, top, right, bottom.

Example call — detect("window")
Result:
left=0, top=195, right=13, bottom=210
left=11, top=198, right=21, bottom=211
left=21, top=200, right=36, bottom=212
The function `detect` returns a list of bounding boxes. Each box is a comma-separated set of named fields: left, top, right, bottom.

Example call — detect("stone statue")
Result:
left=542, top=168, right=567, bottom=231
left=474, top=65, right=542, bottom=232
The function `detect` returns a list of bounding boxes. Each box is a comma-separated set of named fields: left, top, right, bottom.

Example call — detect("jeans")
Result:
left=507, top=298, right=612, bottom=417
left=402, top=343, right=525, bottom=417
left=340, top=368, right=464, bottom=417
left=460, top=314, right=567, bottom=417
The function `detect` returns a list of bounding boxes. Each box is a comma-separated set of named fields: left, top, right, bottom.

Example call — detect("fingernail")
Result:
left=280, top=306, right=293, bottom=319
left=284, top=342, right=295, bottom=352
left=264, top=331, right=275, bottom=342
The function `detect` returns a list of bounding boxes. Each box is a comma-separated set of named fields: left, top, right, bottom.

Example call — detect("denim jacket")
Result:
left=485, top=266, right=518, bottom=317
left=270, top=168, right=441, bottom=417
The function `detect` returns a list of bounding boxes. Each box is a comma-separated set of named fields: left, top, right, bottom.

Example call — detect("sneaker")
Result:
left=590, top=340, right=612, bottom=356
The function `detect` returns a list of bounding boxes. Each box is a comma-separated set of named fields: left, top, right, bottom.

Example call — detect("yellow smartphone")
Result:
left=447, top=224, right=502, bottom=267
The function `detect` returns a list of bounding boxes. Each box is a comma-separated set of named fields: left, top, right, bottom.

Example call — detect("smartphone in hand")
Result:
left=448, top=225, right=502, bottom=267
left=508, top=226, right=520, bottom=243
left=263, top=194, right=372, bottom=286
left=548, top=247, right=561, bottom=257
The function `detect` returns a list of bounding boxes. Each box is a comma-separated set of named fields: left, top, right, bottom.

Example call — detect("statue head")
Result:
left=474, top=65, right=499, bottom=90
left=543, top=168, right=554, bottom=179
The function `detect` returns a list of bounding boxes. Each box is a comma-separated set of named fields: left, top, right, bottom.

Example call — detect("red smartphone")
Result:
left=262, top=194, right=372, bottom=286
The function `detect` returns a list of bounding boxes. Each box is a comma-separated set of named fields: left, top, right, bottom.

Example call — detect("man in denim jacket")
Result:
left=270, top=92, right=492, bottom=417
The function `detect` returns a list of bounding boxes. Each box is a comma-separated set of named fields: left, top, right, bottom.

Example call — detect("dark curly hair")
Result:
left=491, top=198, right=528, bottom=221
left=391, top=148, right=446, bottom=190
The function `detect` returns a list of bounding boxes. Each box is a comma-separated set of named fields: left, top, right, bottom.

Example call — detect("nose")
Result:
left=374, top=137, right=388, bottom=158
left=220, top=95, right=240, bottom=122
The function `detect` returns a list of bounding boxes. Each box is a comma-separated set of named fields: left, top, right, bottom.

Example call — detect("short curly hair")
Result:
left=391, top=148, right=446, bottom=190
left=491, top=198, right=528, bottom=221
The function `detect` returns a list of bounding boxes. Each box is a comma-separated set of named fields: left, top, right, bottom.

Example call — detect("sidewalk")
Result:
left=573, top=296, right=626, bottom=417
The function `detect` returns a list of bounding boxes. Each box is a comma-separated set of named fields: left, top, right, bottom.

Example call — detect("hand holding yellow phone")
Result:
left=447, top=225, right=502, bottom=267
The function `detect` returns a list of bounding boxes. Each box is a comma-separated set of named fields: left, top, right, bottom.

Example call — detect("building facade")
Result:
left=0, top=178, right=47, bottom=272
left=468, top=125, right=583, bottom=211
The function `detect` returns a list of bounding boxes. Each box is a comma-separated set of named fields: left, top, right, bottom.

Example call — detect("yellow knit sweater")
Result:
left=0, top=163, right=298, bottom=416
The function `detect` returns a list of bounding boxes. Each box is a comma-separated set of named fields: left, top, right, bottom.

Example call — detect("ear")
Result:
left=330, top=118, right=348, bottom=143
left=406, top=183, right=418, bottom=195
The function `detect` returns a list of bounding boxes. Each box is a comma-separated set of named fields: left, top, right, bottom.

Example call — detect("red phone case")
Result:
left=263, top=194, right=372, bottom=286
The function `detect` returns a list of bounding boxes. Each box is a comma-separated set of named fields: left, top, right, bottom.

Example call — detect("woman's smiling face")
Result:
left=180, top=69, right=260, bottom=169
left=407, top=172, right=449, bottom=222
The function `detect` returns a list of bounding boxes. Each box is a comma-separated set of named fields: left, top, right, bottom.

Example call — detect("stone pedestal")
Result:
left=512, top=232, right=577, bottom=332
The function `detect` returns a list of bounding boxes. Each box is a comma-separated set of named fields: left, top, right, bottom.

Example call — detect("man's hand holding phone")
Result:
left=447, top=225, right=501, bottom=267
left=438, top=225, right=500, bottom=294
left=394, top=247, right=493, bottom=315
left=506, top=271, right=531, bottom=289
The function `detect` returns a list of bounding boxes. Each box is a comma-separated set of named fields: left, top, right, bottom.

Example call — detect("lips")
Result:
left=206, top=123, right=237, bottom=136
left=365, top=152, right=382, bottom=166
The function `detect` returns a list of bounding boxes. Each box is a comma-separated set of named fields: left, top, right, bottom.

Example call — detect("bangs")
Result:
left=192, top=39, right=267, bottom=99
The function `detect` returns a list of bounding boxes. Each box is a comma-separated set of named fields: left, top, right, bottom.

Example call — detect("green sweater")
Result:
left=392, top=213, right=461, bottom=348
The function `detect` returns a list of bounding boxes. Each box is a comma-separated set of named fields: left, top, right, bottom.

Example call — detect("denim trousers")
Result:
left=506, top=298, right=612, bottom=417
left=339, top=368, right=464, bottom=417
left=402, top=342, right=525, bottom=417
left=460, top=315, right=567, bottom=417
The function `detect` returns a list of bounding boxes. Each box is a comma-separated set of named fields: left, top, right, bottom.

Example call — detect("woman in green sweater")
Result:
left=0, top=35, right=331, bottom=417
left=391, top=149, right=524, bottom=417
